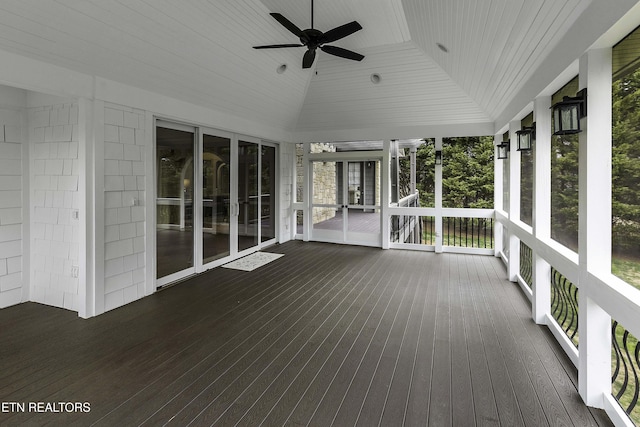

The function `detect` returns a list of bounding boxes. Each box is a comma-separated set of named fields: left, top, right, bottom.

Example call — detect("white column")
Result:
left=382, top=139, right=391, bottom=249
left=92, top=99, right=105, bottom=316
left=493, top=134, right=503, bottom=257
left=508, top=121, right=521, bottom=282
left=532, top=95, right=552, bottom=324
left=303, top=142, right=310, bottom=242
left=434, top=137, right=443, bottom=253
left=77, top=97, right=93, bottom=318
left=578, top=48, right=612, bottom=409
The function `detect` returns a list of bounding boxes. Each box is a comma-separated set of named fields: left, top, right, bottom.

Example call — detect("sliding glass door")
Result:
left=202, top=133, right=231, bottom=264
left=156, top=123, right=196, bottom=282
left=238, top=139, right=259, bottom=253
left=156, top=121, right=277, bottom=286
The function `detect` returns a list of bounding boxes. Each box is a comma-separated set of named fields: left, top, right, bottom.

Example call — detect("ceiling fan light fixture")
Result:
left=370, top=73, right=381, bottom=84
left=276, top=64, right=287, bottom=74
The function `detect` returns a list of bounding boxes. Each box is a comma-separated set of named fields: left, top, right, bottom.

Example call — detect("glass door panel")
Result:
left=346, top=160, right=381, bottom=244
left=238, top=140, right=259, bottom=252
left=261, top=145, right=276, bottom=242
left=156, top=125, right=195, bottom=279
left=311, top=161, right=344, bottom=242
left=310, top=159, right=381, bottom=246
left=202, top=134, right=231, bottom=263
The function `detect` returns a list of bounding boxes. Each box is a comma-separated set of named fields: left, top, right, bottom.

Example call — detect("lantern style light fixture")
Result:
left=497, top=141, right=509, bottom=159
left=516, top=123, right=535, bottom=151
left=435, top=150, right=442, bottom=165
left=551, top=88, right=587, bottom=135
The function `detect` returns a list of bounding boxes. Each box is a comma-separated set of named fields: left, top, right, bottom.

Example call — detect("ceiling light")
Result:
left=276, top=64, right=287, bottom=74
left=436, top=43, right=449, bottom=53
left=370, top=73, right=381, bottom=84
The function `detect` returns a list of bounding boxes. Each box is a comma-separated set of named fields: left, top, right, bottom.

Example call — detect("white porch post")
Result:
left=382, top=139, right=391, bottom=249
left=508, top=121, right=521, bottom=282
left=493, top=134, right=503, bottom=257
left=302, top=141, right=310, bottom=242
left=533, top=95, right=552, bottom=324
left=434, top=137, right=443, bottom=253
left=578, top=48, right=612, bottom=409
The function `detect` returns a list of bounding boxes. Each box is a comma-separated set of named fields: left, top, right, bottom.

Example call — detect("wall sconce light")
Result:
left=435, top=150, right=442, bottom=165
left=497, top=141, right=509, bottom=159
left=551, top=88, right=587, bottom=135
left=516, top=124, right=535, bottom=151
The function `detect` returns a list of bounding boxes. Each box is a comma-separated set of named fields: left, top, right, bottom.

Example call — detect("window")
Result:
left=502, top=131, right=510, bottom=213
left=442, top=136, right=494, bottom=209
left=551, top=76, right=580, bottom=252
left=612, top=27, right=640, bottom=291
left=398, top=139, right=435, bottom=207
left=520, top=112, right=534, bottom=226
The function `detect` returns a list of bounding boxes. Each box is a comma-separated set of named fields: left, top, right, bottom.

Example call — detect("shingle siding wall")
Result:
left=0, top=114, right=24, bottom=308
left=28, top=103, right=80, bottom=311
left=102, top=103, right=146, bottom=312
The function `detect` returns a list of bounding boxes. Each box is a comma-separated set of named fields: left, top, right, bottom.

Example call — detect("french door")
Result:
left=155, top=121, right=277, bottom=287
left=310, top=159, right=381, bottom=246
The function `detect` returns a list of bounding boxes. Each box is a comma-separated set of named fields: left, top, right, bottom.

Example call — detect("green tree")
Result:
left=550, top=133, right=579, bottom=251
left=612, top=68, right=640, bottom=255
left=442, top=136, right=494, bottom=208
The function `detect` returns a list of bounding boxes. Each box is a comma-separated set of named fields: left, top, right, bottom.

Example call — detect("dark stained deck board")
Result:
left=0, top=241, right=614, bottom=426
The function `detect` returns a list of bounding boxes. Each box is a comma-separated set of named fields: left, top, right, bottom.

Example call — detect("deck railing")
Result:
left=551, top=267, right=579, bottom=348
left=519, top=241, right=533, bottom=290
left=388, top=201, right=493, bottom=252
left=442, top=216, right=494, bottom=248
left=612, top=321, right=640, bottom=425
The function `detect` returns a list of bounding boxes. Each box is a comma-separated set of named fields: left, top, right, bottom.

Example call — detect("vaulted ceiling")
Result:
left=0, top=0, right=636, bottom=141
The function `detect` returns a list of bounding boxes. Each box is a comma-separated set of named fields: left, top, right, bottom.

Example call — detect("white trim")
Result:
left=546, top=313, right=579, bottom=368
left=516, top=274, right=533, bottom=303
left=94, top=99, right=105, bottom=315
left=441, top=247, right=494, bottom=256
left=603, top=394, right=636, bottom=427
left=77, top=98, right=92, bottom=318
left=144, top=112, right=156, bottom=297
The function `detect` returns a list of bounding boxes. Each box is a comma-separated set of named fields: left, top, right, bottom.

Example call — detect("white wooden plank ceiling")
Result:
left=0, top=0, right=595, bottom=136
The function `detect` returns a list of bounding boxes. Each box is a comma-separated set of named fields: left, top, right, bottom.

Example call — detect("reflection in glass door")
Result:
left=202, top=134, right=231, bottom=263
left=156, top=124, right=195, bottom=281
left=238, top=140, right=259, bottom=252
left=261, top=145, right=276, bottom=242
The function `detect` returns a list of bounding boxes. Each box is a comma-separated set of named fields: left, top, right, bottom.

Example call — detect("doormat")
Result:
left=222, top=252, right=284, bottom=272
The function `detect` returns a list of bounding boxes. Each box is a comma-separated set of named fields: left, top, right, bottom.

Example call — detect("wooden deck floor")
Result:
left=0, top=241, right=612, bottom=426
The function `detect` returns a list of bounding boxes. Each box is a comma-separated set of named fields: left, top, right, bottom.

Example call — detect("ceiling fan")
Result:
left=253, top=0, right=364, bottom=69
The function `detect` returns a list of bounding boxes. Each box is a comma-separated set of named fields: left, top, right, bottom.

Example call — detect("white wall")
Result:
left=27, top=94, right=81, bottom=310
left=0, top=85, right=26, bottom=308
left=102, top=103, right=147, bottom=312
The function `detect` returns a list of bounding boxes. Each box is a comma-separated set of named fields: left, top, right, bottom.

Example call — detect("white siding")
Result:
left=28, top=101, right=80, bottom=311
left=0, top=103, right=25, bottom=308
left=102, top=103, right=146, bottom=312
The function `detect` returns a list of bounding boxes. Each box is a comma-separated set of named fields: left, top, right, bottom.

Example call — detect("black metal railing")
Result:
left=442, top=217, right=494, bottom=248
left=612, top=321, right=640, bottom=425
left=390, top=215, right=435, bottom=245
left=550, top=267, right=579, bottom=347
left=520, top=241, right=533, bottom=290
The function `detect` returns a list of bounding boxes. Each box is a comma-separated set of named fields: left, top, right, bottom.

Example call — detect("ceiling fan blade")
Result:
left=320, top=45, right=364, bottom=62
left=270, top=13, right=303, bottom=38
left=303, top=49, right=316, bottom=69
left=253, top=44, right=304, bottom=49
left=320, top=21, right=362, bottom=44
